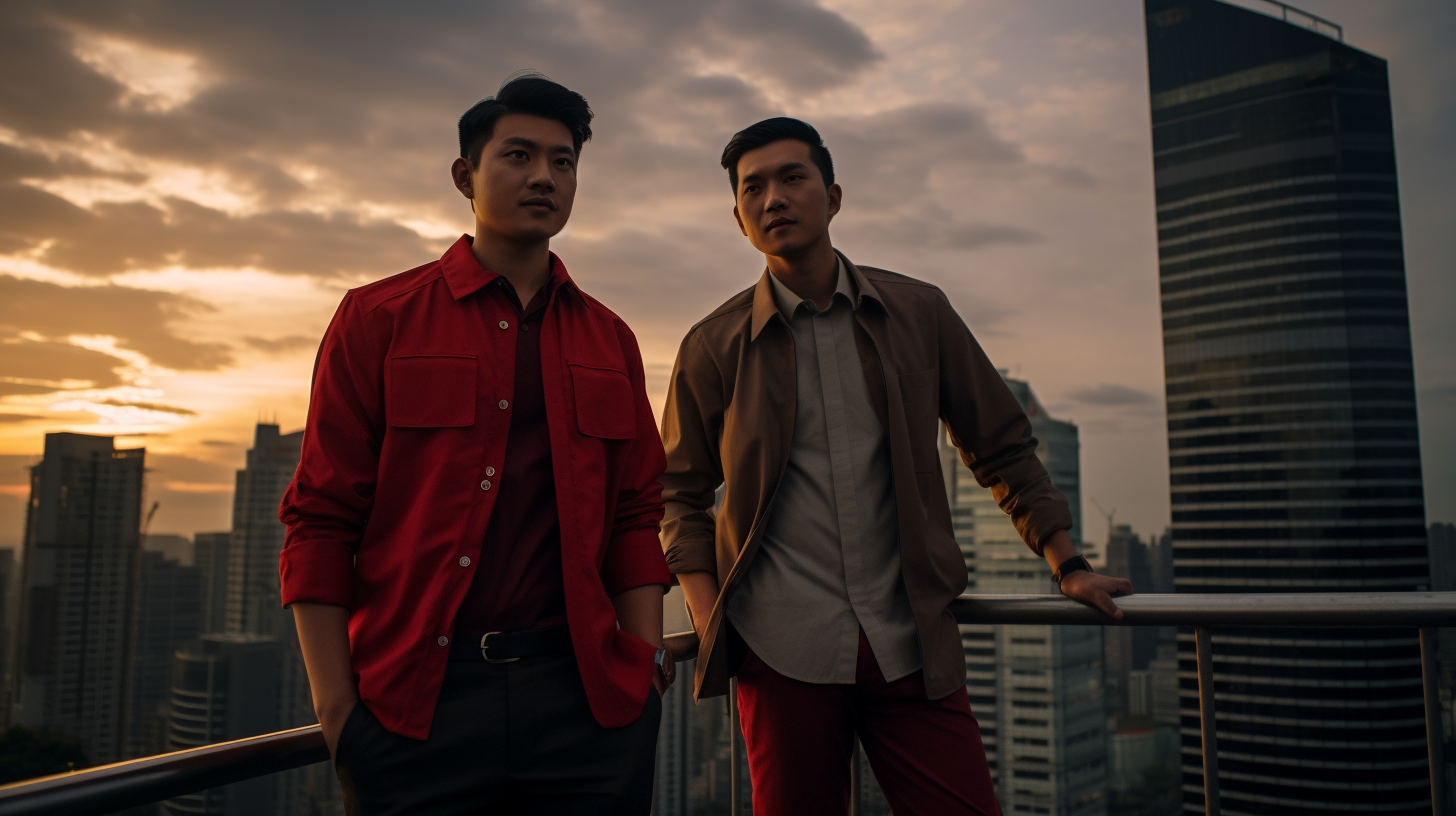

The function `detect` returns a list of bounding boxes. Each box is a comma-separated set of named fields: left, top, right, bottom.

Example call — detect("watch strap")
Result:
left=1053, top=555, right=1093, bottom=586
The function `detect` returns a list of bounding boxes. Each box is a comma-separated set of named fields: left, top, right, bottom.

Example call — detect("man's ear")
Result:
left=826, top=183, right=843, bottom=223
left=732, top=204, right=747, bottom=237
left=451, top=157, right=475, bottom=203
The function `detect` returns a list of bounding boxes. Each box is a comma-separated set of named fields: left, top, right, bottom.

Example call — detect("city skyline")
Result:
left=0, top=0, right=1452, bottom=547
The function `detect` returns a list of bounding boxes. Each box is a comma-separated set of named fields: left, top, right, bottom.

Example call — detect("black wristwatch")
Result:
left=1052, top=555, right=1093, bottom=589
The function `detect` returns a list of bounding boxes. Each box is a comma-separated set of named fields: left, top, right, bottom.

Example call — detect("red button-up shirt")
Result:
left=279, top=235, right=670, bottom=739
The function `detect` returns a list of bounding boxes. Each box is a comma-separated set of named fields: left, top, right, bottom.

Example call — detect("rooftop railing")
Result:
left=1223, top=0, right=1344, bottom=41
left=1, top=592, right=1452, bottom=816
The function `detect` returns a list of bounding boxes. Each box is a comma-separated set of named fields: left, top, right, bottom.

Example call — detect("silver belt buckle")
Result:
left=480, top=632, right=520, bottom=664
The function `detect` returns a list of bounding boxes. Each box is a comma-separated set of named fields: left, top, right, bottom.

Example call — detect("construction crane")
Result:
left=1090, top=497, right=1117, bottom=543
left=140, top=500, right=160, bottom=543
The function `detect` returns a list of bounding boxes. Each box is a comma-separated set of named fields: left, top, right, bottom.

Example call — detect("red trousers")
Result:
left=735, top=631, right=1002, bottom=816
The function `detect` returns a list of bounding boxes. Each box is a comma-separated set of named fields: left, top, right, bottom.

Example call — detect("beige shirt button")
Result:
left=459, top=556, right=471, bottom=567
left=437, top=636, right=449, bottom=646
left=498, top=399, right=509, bottom=410
left=485, top=467, right=496, bottom=476
left=480, top=479, right=491, bottom=491
left=499, top=320, right=509, bottom=330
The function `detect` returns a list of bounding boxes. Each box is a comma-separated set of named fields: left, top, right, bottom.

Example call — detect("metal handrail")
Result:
left=2, top=593, right=1451, bottom=816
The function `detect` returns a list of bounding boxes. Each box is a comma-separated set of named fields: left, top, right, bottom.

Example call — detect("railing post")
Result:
left=849, top=737, right=862, bottom=816
left=729, top=677, right=742, bottom=815
left=1420, top=628, right=1446, bottom=816
left=1196, top=626, right=1221, bottom=816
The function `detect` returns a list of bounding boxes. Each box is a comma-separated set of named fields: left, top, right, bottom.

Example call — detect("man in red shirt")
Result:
left=279, top=75, right=674, bottom=815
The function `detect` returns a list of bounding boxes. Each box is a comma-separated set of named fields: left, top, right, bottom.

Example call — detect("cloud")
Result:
left=0, top=336, right=129, bottom=394
left=242, top=334, right=317, bottom=355
left=96, top=399, right=196, bottom=415
left=0, top=413, right=43, bottom=423
left=1066, top=383, right=1157, bottom=407
left=0, top=275, right=230, bottom=371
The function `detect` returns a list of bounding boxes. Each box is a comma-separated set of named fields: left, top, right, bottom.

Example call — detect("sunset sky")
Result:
left=1, top=0, right=1452, bottom=548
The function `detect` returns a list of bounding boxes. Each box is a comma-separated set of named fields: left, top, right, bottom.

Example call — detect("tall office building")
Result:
left=193, top=532, right=230, bottom=635
left=1145, top=2, right=1430, bottom=813
left=224, top=423, right=303, bottom=640
left=12, top=433, right=145, bottom=764
left=941, top=375, right=1106, bottom=816
left=126, top=550, right=200, bottom=758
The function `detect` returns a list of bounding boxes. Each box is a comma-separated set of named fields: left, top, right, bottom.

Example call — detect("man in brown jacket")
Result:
left=660, top=117, right=1132, bottom=816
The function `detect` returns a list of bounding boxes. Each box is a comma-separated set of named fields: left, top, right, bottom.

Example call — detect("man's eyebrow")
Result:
left=741, top=161, right=810, bottom=184
left=500, top=135, right=575, bottom=155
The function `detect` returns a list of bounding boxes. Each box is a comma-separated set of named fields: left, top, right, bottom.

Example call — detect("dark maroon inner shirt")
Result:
left=452, top=276, right=568, bottom=638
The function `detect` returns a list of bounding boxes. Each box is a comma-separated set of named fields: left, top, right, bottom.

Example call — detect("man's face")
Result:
left=453, top=112, right=577, bottom=243
left=732, top=139, right=841, bottom=258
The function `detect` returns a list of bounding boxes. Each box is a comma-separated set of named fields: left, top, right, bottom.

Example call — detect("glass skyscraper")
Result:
left=940, top=375, right=1106, bottom=816
left=1145, top=1, right=1430, bottom=813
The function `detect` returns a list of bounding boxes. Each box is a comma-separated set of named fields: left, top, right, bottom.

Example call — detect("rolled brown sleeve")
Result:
left=933, top=292, right=1073, bottom=555
left=659, top=330, right=725, bottom=577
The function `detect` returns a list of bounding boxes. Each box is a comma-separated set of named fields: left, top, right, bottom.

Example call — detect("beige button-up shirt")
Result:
left=725, top=259, right=921, bottom=683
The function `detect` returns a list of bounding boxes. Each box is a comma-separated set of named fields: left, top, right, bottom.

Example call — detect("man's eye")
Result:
left=507, top=150, right=528, bottom=160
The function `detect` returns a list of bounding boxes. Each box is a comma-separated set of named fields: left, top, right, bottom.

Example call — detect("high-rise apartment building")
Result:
left=224, top=424, right=303, bottom=640
left=193, top=532, right=230, bottom=635
left=212, top=423, right=333, bottom=814
left=941, top=375, right=1106, bottom=816
left=1145, top=2, right=1430, bottom=812
left=126, top=550, right=200, bottom=758
left=12, top=433, right=145, bottom=764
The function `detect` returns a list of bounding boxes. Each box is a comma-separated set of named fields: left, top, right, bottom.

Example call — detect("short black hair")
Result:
left=720, top=117, right=834, bottom=193
left=458, top=73, right=593, bottom=164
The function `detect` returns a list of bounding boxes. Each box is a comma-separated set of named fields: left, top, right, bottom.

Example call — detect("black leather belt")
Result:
left=449, top=626, right=572, bottom=663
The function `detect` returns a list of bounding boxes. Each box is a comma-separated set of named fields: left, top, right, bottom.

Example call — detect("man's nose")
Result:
left=527, top=159, right=556, bottom=190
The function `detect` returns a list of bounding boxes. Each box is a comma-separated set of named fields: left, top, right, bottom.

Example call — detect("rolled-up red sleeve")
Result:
left=278, top=292, right=388, bottom=609
left=599, top=321, right=671, bottom=597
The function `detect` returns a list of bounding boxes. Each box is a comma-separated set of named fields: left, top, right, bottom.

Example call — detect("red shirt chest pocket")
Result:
left=569, top=362, right=636, bottom=439
left=387, top=355, right=477, bottom=427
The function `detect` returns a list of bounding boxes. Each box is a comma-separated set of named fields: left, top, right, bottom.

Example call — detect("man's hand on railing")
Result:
left=1039, top=530, right=1132, bottom=619
left=1056, top=570, right=1134, bottom=620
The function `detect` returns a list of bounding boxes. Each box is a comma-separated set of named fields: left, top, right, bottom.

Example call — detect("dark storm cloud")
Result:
left=0, top=275, right=230, bottom=371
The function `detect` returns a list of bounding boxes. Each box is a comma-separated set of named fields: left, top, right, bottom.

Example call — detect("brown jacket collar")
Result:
left=749, top=250, right=885, bottom=341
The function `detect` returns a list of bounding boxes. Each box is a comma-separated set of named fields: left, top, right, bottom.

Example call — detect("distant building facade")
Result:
left=126, top=550, right=201, bottom=758
left=193, top=532, right=230, bottom=636
left=224, top=424, right=303, bottom=640
left=163, top=633, right=284, bottom=815
left=0, top=547, right=15, bottom=728
left=1145, top=1, right=1430, bottom=812
left=12, top=433, right=145, bottom=764
left=941, top=375, right=1106, bottom=816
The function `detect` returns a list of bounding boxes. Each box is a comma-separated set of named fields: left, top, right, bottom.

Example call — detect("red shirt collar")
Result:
left=439, top=234, right=576, bottom=302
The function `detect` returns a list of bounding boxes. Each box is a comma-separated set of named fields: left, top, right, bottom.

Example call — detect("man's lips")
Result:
left=522, top=197, right=558, bottom=211
left=765, top=217, right=795, bottom=232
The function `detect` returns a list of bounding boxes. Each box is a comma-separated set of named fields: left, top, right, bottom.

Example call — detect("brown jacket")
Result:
left=660, top=252, right=1073, bottom=701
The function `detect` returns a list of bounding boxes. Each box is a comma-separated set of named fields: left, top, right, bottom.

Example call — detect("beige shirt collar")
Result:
left=766, top=256, right=857, bottom=320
